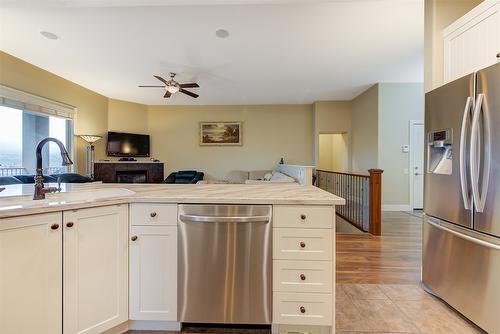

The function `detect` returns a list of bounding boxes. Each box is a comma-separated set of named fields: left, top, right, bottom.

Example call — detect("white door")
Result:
left=63, top=205, right=128, bottom=334
left=0, top=213, right=62, bottom=334
left=411, top=122, right=425, bottom=209
left=129, top=225, right=177, bottom=321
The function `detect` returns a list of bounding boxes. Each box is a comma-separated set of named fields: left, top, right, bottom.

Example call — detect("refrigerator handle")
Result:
left=459, top=97, right=473, bottom=210
left=470, top=93, right=491, bottom=213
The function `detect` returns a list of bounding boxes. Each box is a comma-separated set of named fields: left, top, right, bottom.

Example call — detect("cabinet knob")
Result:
left=131, top=235, right=138, bottom=241
left=300, top=214, right=306, bottom=220
left=150, top=212, right=157, bottom=218
left=300, top=274, right=306, bottom=281
left=300, top=306, right=306, bottom=314
left=299, top=241, right=306, bottom=248
left=497, top=52, right=500, bottom=58
left=66, top=222, right=74, bottom=228
left=50, top=223, right=59, bottom=230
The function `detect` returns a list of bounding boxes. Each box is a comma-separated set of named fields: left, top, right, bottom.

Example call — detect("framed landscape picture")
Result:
left=200, top=122, right=242, bottom=146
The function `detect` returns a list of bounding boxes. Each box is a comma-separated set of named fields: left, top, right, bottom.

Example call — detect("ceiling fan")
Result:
left=139, top=73, right=200, bottom=98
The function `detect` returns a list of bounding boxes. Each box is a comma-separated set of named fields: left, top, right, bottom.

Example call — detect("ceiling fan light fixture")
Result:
left=167, top=85, right=180, bottom=94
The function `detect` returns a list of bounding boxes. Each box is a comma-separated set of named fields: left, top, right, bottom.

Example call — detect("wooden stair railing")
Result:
left=316, top=168, right=383, bottom=235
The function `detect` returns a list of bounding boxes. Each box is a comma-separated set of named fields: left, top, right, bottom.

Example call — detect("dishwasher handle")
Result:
left=179, top=214, right=270, bottom=223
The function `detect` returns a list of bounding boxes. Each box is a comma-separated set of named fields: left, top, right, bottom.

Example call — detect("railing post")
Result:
left=368, top=169, right=383, bottom=236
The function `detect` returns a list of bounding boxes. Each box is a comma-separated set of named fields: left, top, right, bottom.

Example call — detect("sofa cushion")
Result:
left=50, top=173, right=92, bottom=183
left=13, top=174, right=57, bottom=184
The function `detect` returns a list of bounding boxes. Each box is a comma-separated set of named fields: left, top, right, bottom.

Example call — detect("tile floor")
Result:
left=336, top=283, right=483, bottom=333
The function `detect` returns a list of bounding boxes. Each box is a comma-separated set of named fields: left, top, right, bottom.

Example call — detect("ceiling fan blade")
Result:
left=138, top=85, right=165, bottom=87
left=180, top=89, right=199, bottom=98
left=179, top=83, right=200, bottom=88
left=164, top=91, right=172, bottom=98
left=154, top=75, right=169, bottom=85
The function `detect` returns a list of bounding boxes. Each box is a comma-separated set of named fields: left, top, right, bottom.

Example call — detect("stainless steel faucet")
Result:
left=34, top=137, right=73, bottom=200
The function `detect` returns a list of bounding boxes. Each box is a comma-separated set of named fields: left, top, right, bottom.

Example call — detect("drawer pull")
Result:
left=299, top=241, right=306, bottom=248
left=131, top=235, right=138, bottom=241
left=497, top=52, right=500, bottom=58
left=300, top=214, right=306, bottom=220
left=66, top=222, right=74, bottom=228
left=150, top=212, right=157, bottom=218
left=50, top=223, right=59, bottom=230
left=300, top=306, right=306, bottom=314
left=300, top=274, right=306, bottom=281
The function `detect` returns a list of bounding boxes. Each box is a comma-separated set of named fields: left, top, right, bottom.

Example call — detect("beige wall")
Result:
left=147, top=104, right=313, bottom=180
left=312, top=101, right=351, bottom=169
left=378, top=83, right=424, bottom=207
left=108, top=98, right=148, bottom=134
left=351, top=84, right=379, bottom=173
left=424, top=0, right=483, bottom=92
left=0, top=51, right=108, bottom=174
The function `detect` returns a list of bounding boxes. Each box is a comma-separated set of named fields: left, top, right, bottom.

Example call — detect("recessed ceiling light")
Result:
left=40, top=31, right=58, bottom=40
left=215, top=29, right=230, bottom=39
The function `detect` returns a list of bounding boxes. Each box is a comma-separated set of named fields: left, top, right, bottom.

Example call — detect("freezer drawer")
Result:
left=423, top=215, right=500, bottom=334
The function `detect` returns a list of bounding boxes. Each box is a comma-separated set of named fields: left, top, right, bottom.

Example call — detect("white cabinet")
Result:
left=63, top=205, right=128, bottom=334
left=444, top=0, right=500, bottom=83
left=129, top=225, right=177, bottom=321
left=0, top=213, right=62, bottom=334
left=272, top=205, right=335, bottom=329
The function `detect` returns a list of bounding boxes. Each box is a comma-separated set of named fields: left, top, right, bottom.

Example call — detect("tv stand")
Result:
left=119, top=157, right=137, bottom=162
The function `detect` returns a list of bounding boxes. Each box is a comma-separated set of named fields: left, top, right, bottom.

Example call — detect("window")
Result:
left=0, top=86, right=75, bottom=176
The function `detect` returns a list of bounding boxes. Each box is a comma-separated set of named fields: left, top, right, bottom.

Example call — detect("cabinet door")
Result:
left=63, top=205, right=128, bottom=334
left=0, top=213, right=62, bottom=334
left=444, top=2, right=500, bottom=83
left=130, top=225, right=177, bottom=321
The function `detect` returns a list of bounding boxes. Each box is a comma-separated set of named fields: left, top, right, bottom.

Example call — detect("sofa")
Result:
left=0, top=173, right=92, bottom=186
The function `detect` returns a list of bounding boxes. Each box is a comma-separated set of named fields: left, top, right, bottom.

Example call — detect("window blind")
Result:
left=0, top=84, right=76, bottom=119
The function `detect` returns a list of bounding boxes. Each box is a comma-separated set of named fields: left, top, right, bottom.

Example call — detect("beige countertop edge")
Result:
left=0, top=196, right=345, bottom=219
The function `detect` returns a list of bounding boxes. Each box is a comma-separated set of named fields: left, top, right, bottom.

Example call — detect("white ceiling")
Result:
left=0, top=0, right=423, bottom=105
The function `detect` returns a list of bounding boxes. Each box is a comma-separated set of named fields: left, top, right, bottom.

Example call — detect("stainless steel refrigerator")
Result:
left=423, top=61, right=500, bottom=333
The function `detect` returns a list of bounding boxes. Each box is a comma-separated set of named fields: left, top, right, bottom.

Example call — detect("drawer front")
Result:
left=130, top=203, right=177, bottom=226
left=273, top=228, right=332, bottom=261
left=273, top=205, right=333, bottom=229
left=273, top=292, right=332, bottom=326
left=273, top=260, right=332, bottom=293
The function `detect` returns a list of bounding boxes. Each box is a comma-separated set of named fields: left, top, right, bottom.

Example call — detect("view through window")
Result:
left=0, top=105, right=73, bottom=176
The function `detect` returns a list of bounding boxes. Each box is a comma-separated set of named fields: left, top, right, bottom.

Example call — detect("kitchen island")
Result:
left=0, top=183, right=344, bottom=334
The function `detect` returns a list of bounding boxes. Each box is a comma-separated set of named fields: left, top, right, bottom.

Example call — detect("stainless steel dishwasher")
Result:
left=178, top=204, right=272, bottom=324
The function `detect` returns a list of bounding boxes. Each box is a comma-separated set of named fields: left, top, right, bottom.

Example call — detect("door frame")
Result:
left=409, top=120, right=424, bottom=210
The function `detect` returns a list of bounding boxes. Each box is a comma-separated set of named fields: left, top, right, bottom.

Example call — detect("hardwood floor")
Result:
left=336, top=211, right=423, bottom=284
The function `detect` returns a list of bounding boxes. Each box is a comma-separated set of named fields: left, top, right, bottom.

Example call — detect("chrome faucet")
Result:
left=34, top=137, right=73, bottom=200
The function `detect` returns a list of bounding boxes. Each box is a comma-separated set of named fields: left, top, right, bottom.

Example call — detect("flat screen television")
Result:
left=107, top=131, right=150, bottom=157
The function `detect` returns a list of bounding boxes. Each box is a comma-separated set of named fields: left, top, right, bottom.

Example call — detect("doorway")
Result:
left=409, top=120, right=424, bottom=210
left=318, top=133, right=349, bottom=172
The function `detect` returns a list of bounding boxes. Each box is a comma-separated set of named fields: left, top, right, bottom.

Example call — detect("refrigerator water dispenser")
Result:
left=427, top=129, right=453, bottom=175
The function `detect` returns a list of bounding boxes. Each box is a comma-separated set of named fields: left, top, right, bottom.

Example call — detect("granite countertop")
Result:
left=0, top=183, right=345, bottom=219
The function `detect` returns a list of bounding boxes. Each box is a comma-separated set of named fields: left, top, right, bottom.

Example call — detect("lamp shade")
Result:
left=79, top=135, right=102, bottom=144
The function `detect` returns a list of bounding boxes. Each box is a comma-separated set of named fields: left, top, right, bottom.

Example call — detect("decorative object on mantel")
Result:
left=279, top=157, right=285, bottom=164
left=200, top=122, right=242, bottom=146
left=79, top=135, right=102, bottom=180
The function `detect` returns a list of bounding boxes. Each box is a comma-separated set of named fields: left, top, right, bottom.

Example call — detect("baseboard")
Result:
left=382, top=204, right=411, bottom=211
left=129, top=320, right=181, bottom=331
